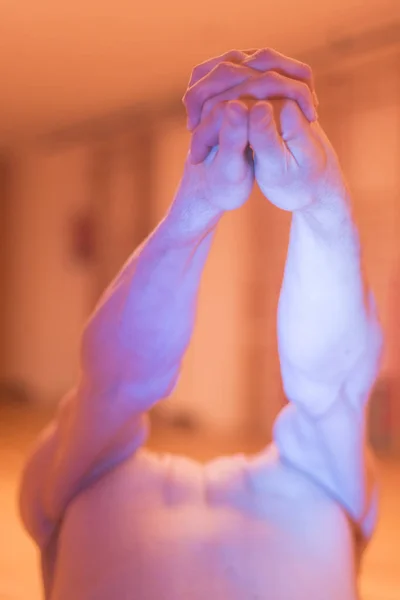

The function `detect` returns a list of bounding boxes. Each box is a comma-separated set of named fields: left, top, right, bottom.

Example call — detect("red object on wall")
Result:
left=70, top=213, right=96, bottom=263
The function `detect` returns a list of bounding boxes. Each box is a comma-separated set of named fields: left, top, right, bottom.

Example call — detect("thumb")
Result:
left=248, top=101, right=284, bottom=169
left=278, top=100, right=320, bottom=167
left=213, top=100, right=251, bottom=184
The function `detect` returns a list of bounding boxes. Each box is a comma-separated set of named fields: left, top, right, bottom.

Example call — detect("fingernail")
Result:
left=313, top=90, right=319, bottom=107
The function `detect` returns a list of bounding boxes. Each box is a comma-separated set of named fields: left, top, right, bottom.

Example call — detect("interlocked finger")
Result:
left=201, top=70, right=317, bottom=125
left=188, top=49, right=258, bottom=87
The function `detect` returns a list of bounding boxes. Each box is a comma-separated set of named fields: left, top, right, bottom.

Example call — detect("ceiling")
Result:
left=1, top=0, right=399, bottom=146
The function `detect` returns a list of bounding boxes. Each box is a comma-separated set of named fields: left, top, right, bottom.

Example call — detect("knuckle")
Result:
left=226, top=49, right=245, bottom=63
left=215, top=61, right=236, bottom=76
left=258, top=47, right=274, bottom=59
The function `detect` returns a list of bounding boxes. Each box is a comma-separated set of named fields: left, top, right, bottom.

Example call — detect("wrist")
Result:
left=164, top=179, right=223, bottom=244
left=294, top=185, right=354, bottom=236
left=165, top=156, right=227, bottom=241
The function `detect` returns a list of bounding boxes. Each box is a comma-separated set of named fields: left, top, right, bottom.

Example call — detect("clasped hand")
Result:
left=181, top=48, right=345, bottom=213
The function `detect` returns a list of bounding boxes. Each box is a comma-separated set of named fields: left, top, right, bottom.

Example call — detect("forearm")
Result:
left=19, top=174, right=225, bottom=547
left=80, top=171, right=223, bottom=402
left=274, top=192, right=382, bottom=535
left=277, top=191, right=382, bottom=411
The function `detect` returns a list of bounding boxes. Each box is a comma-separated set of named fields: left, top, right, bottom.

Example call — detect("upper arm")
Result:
left=19, top=386, right=149, bottom=548
left=273, top=315, right=383, bottom=540
left=273, top=395, right=377, bottom=540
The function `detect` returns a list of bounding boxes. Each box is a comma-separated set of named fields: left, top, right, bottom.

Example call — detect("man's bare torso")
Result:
left=47, top=448, right=359, bottom=600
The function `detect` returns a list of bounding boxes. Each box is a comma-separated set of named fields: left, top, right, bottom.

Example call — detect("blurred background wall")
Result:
left=1, top=4, right=400, bottom=453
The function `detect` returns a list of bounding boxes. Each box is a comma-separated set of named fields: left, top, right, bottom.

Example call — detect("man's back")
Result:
left=47, top=448, right=358, bottom=600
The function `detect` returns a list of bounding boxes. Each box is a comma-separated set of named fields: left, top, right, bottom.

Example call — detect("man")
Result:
left=19, top=48, right=383, bottom=599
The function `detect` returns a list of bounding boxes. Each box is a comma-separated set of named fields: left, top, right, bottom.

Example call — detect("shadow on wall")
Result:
left=0, top=378, right=30, bottom=405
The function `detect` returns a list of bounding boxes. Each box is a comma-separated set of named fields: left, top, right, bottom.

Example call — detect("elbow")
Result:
left=18, top=425, right=58, bottom=549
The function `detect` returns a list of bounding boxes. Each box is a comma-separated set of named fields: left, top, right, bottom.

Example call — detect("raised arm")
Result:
left=274, top=187, right=382, bottom=537
left=19, top=98, right=255, bottom=548
left=247, top=98, right=383, bottom=538
left=187, top=51, right=383, bottom=538
left=19, top=51, right=316, bottom=549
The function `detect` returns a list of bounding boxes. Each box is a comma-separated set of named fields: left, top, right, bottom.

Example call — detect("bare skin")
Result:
left=19, top=49, right=382, bottom=600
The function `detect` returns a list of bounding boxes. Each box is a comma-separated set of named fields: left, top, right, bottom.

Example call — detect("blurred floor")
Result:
left=0, top=403, right=399, bottom=600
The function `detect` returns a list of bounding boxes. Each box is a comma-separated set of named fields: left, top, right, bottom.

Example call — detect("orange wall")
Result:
left=4, top=145, right=93, bottom=404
